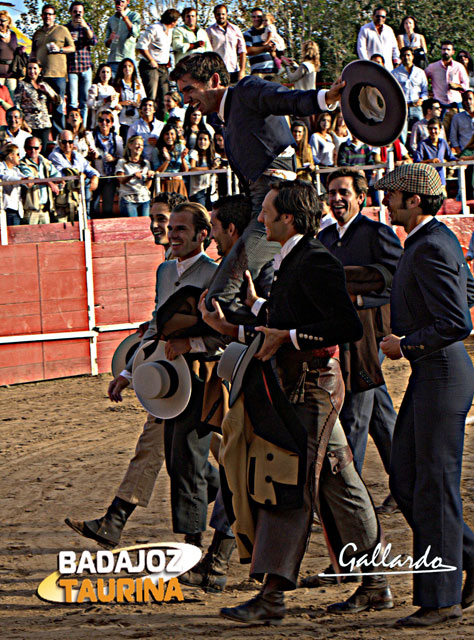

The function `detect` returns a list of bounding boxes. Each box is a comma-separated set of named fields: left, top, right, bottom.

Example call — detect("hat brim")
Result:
left=111, top=333, right=142, bottom=383
left=228, top=333, right=264, bottom=408
left=341, top=60, right=407, bottom=147
left=132, top=340, right=192, bottom=419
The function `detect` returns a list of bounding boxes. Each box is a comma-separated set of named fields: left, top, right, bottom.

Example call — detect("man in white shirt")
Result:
left=206, top=4, right=247, bottom=83
left=136, top=8, right=180, bottom=121
left=357, top=6, right=400, bottom=71
left=126, top=98, right=164, bottom=163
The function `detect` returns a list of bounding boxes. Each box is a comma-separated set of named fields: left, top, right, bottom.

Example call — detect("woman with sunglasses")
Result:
left=90, top=108, right=123, bottom=218
left=116, top=135, right=154, bottom=217
left=87, top=63, right=121, bottom=130
left=14, top=58, right=60, bottom=154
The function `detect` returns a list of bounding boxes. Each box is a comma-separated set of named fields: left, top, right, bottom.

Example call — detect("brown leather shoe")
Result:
left=220, top=590, right=285, bottom=625
left=462, top=568, right=474, bottom=610
left=327, top=583, right=394, bottom=613
left=394, top=605, right=462, bottom=627
left=299, top=563, right=361, bottom=588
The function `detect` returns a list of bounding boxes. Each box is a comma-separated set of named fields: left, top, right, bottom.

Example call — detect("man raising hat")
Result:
left=378, top=163, right=474, bottom=626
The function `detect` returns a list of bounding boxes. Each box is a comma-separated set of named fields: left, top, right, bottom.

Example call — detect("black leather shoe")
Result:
left=462, top=568, right=474, bottom=610
left=395, top=605, right=462, bottom=627
left=327, top=583, right=394, bottom=614
left=299, top=563, right=361, bottom=588
left=65, top=497, right=135, bottom=549
left=375, top=493, right=400, bottom=515
left=220, top=590, right=285, bottom=625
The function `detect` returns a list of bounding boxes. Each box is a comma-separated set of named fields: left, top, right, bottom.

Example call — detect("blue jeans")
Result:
left=119, top=198, right=150, bottom=217
left=6, top=208, right=21, bottom=225
left=68, top=68, right=92, bottom=124
left=44, top=76, right=67, bottom=137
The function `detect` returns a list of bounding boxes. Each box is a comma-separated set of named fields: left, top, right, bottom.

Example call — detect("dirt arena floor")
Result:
left=2, top=345, right=474, bottom=639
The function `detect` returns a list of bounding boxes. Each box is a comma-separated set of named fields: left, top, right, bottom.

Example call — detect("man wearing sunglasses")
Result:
left=31, top=4, right=76, bottom=136
left=357, top=6, right=400, bottom=71
left=19, top=136, right=61, bottom=224
left=48, top=130, right=99, bottom=217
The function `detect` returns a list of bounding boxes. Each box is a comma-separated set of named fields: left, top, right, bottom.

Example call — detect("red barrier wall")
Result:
left=0, top=212, right=472, bottom=386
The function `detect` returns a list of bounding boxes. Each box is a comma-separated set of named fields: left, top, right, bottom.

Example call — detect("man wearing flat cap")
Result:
left=378, top=163, right=474, bottom=627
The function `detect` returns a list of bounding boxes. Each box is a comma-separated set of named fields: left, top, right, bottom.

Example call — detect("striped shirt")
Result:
left=243, top=26, right=275, bottom=74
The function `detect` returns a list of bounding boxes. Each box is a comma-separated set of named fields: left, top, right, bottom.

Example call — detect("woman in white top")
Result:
left=87, top=63, right=121, bottom=130
left=396, top=16, right=427, bottom=53
left=330, top=113, right=350, bottom=153
left=65, top=108, right=95, bottom=159
left=113, top=58, right=145, bottom=141
left=284, top=40, right=320, bottom=91
left=188, top=130, right=220, bottom=209
left=116, top=135, right=154, bottom=217
left=0, top=143, right=24, bottom=225
left=309, top=112, right=335, bottom=186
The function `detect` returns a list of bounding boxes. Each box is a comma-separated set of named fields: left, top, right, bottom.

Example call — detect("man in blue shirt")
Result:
left=392, top=47, right=428, bottom=144
left=414, top=117, right=456, bottom=186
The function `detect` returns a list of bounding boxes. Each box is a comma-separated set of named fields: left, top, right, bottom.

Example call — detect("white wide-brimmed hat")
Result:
left=111, top=333, right=143, bottom=381
left=217, top=333, right=263, bottom=407
left=132, top=340, right=192, bottom=419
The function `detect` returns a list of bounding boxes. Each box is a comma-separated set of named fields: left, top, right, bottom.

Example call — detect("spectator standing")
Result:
left=396, top=16, right=427, bottom=58
left=87, top=63, right=121, bottom=130
left=0, top=107, right=32, bottom=155
left=206, top=5, right=246, bottom=84
left=309, top=112, right=336, bottom=178
left=19, top=135, right=61, bottom=224
left=284, top=40, right=319, bottom=90
left=31, top=4, right=75, bottom=136
left=126, top=97, right=164, bottom=163
left=188, top=130, right=219, bottom=207
left=14, top=59, right=59, bottom=155
left=456, top=50, right=474, bottom=90
left=392, top=46, right=428, bottom=144
left=105, top=0, right=140, bottom=76
left=357, top=6, right=400, bottom=71
left=425, top=41, right=469, bottom=117
left=330, top=113, right=350, bottom=150
left=0, top=143, right=23, bottom=224
left=0, top=11, right=19, bottom=95
left=244, top=8, right=276, bottom=77
left=113, top=58, right=145, bottom=141
left=409, top=98, right=445, bottom=154
left=450, top=90, right=474, bottom=154
left=66, top=1, right=98, bottom=124
left=90, top=108, right=123, bottom=217
left=414, top=117, right=456, bottom=187
left=136, top=8, right=180, bottom=122
left=172, top=7, right=211, bottom=65
left=116, top=135, right=154, bottom=217
left=0, top=81, right=13, bottom=126
left=291, top=120, right=314, bottom=182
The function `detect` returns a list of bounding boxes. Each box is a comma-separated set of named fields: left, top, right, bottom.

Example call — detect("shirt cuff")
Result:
left=251, top=298, right=266, bottom=316
left=120, top=368, right=133, bottom=382
left=290, top=329, right=300, bottom=350
left=189, top=337, right=206, bottom=352
left=318, top=90, right=337, bottom=112
left=238, top=325, right=245, bottom=343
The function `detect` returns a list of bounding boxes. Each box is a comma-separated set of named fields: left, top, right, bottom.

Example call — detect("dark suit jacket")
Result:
left=392, top=217, right=474, bottom=362
left=223, top=76, right=324, bottom=184
left=318, top=213, right=403, bottom=391
left=244, top=235, right=363, bottom=350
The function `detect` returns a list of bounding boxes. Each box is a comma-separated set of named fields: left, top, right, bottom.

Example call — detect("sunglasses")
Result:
left=374, top=14, right=386, bottom=18
left=0, top=19, right=9, bottom=23
left=60, top=139, right=74, bottom=144
left=98, top=118, right=112, bottom=123
left=43, top=12, right=55, bottom=16
left=26, top=146, right=40, bottom=150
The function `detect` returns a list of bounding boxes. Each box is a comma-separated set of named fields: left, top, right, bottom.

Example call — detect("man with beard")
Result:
left=206, top=5, right=247, bottom=83
left=425, top=42, right=469, bottom=118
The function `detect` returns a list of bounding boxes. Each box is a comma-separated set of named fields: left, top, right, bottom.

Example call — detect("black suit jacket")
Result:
left=392, top=217, right=474, bottom=362
left=241, top=235, right=363, bottom=350
left=223, top=76, right=324, bottom=184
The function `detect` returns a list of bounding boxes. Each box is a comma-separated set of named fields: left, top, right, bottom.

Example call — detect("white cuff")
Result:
left=251, top=298, right=266, bottom=316
left=290, top=329, right=300, bottom=350
left=318, top=90, right=337, bottom=112
left=238, top=325, right=245, bottom=343
left=189, top=337, right=206, bottom=352
left=120, top=368, right=133, bottom=382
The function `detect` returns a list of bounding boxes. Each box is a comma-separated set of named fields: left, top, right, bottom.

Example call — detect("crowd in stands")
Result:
left=1, top=1, right=474, bottom=225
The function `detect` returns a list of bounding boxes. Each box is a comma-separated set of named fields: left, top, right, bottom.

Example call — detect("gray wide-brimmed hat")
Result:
left=132, top=340, right=192, bottom=419
left=111, top=333, right=142, bottom=381
left=217, top=333, right=264, bottom=407
left=341, top=60, right=407, bottom=146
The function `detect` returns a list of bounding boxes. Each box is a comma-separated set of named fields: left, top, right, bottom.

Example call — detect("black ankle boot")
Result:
left=184, top=532, right=204, bottom=549
left=65, top=497, right=136, bottom=548
left=180, top=531, right=236, bottom=593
